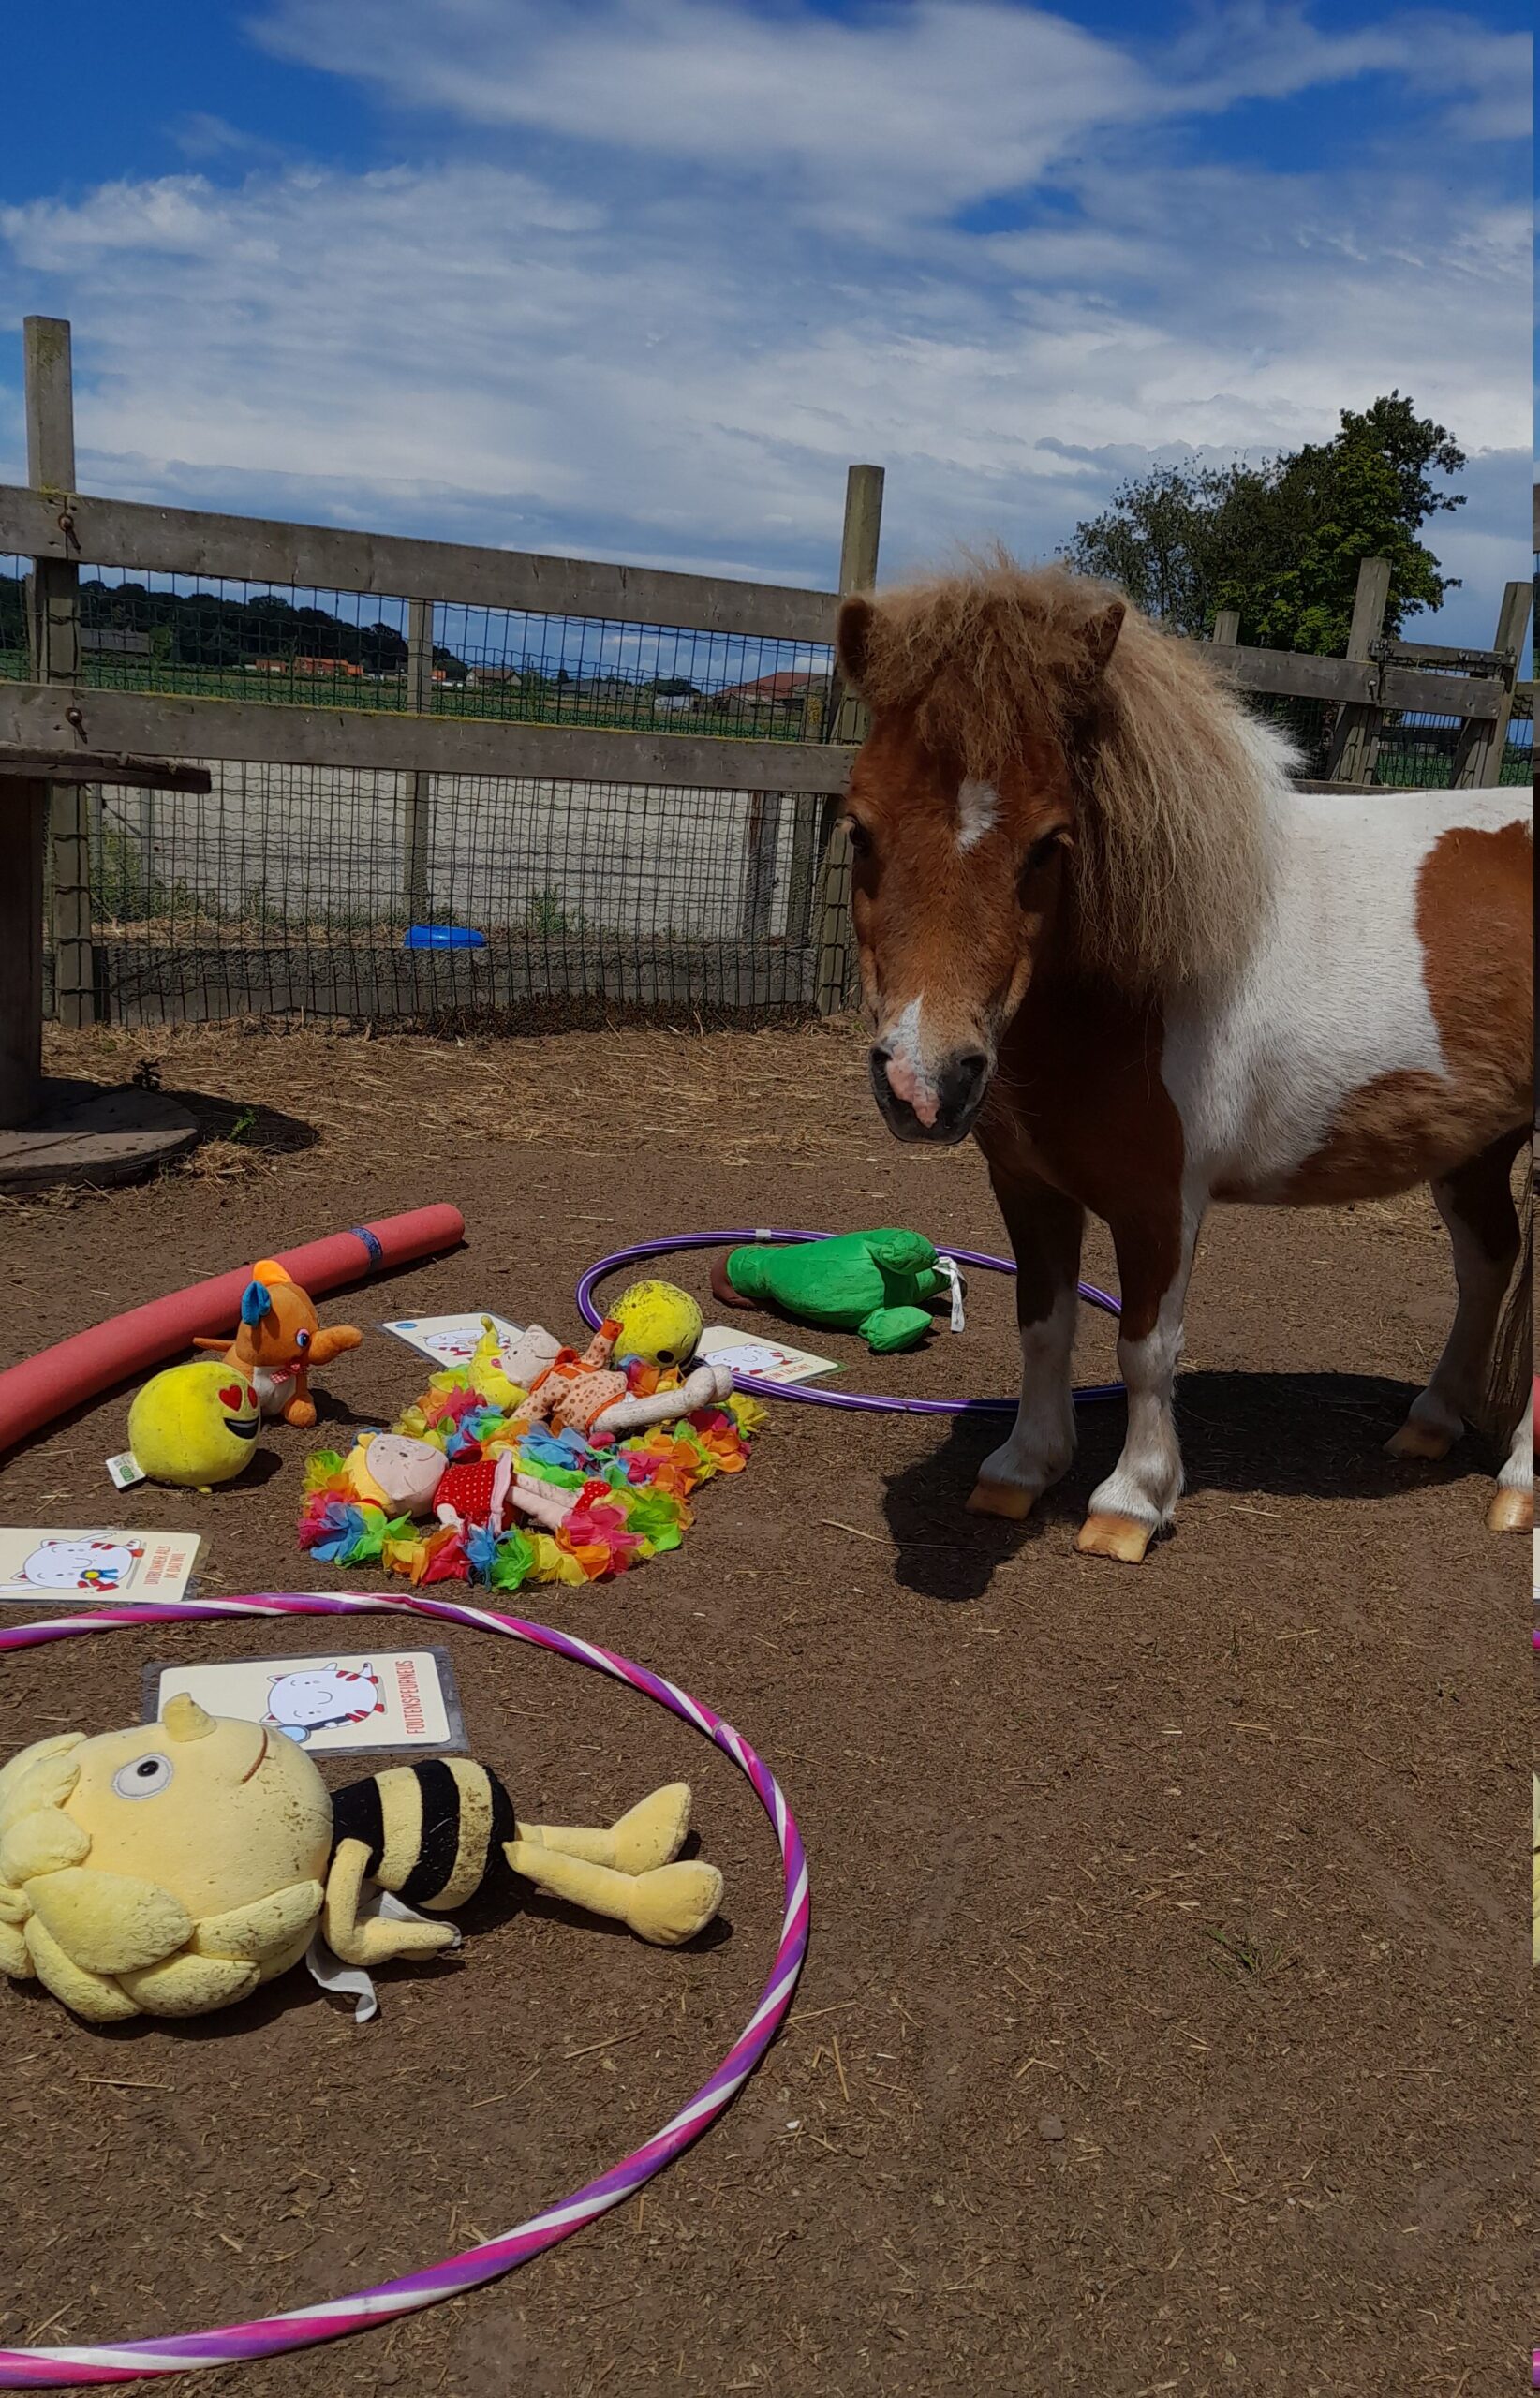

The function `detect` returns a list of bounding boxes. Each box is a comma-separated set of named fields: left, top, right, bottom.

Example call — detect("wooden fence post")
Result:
left=0, top=781, right=47, bottom=1125
left=401, top=596, right=435, bottom=919
left=1210, top=608, right=1240, bottom=648
left=24, top=316, right=96, bottom=1028
left=1323, top=555, right=1390, bottom=786
left=738, top=792, right=782, bottom=941
left=814, top=463, right=883, bottom=1014
left=1453, top=579, right=1532, bottom=788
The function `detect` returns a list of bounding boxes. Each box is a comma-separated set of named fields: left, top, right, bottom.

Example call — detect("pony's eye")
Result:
left=112, top=1753, right=173, bottom=1799
left=841, top=816, right=872, bottom=859
left=1024, top=831, right=1065, bottom=875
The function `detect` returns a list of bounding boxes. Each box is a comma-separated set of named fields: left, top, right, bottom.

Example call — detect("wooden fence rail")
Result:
left=0, top=483, right=843, bottom=647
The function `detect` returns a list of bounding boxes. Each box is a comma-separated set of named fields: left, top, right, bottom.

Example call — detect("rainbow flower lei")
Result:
left=298, top=1348, right=766, bottom=1592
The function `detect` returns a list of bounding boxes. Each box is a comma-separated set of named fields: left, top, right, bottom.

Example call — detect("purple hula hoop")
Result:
left=0, top=1591, right=807, bottom=2387
left=575, top=1228, right=1122, bottom=1414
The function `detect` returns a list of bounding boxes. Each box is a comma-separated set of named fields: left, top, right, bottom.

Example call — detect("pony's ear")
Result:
left=1079, top=599, right=1125, bottom=679
left=837, top=595, right=874, bottom=694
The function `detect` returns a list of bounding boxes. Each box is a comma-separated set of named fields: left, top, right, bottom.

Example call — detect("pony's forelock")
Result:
left=849, top=553, right=1281, bottom=991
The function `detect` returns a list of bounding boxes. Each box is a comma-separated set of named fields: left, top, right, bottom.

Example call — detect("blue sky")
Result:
left=0, top=1, right=1531, bottom=643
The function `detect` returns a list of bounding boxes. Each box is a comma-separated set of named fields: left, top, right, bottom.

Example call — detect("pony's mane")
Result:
left=850, top=555, right=1285, bottom=990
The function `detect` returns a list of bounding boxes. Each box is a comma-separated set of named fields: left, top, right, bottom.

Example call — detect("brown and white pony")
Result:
left=836, top=560, right=1533, bottom=1562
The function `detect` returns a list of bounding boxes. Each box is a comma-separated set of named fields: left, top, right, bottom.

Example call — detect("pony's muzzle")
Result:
left=868, top=1043, right=990, bottom=1146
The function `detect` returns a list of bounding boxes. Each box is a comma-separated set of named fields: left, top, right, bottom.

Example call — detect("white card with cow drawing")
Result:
left=380, top=1312, right=522, bottom=1368
left=143, top=1647, right=466, bottom=1756
left=693, top=1327, right=839, bottom=1384
left=0, top=1528, right=203, bottom=1605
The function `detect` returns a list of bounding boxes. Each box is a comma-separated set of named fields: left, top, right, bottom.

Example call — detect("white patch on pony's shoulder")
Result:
left=956, top=778, right=1000, bottom=851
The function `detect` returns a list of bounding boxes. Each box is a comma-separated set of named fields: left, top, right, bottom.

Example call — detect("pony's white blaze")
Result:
left=956, top=777, right=1000, bottom=851
left=1161, top=788, right=1524, bottom=1197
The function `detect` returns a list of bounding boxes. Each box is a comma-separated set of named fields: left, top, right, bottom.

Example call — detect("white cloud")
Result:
left=0, top=2, right=1528, bottom=645
left=255, top=0, right=1156, bottom=235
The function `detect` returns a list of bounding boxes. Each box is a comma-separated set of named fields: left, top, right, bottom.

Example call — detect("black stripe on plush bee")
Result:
left=0, top=1699, right=723, bottom=2023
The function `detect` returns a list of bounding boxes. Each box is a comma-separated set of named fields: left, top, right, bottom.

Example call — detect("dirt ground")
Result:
left=0, top=1021, right=1525, bottom=2398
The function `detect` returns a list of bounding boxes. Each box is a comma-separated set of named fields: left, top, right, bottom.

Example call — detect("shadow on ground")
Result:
left=170, top=1088, right=319, bottom=1159
left=880, top=1367, right=1497, bottom=1602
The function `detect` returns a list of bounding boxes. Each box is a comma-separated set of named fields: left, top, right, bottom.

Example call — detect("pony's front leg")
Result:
left=968, top=1177, right=1084, bottom=1522
left=1078, top=1204, right=1201, bottom=1565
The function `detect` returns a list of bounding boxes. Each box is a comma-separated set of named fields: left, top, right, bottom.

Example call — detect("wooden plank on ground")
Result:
left=0, top=1078, right=198, bottom=1192
left=0, top=682, right=858, bottom=795
left=0, top=484, right=841, bottom=645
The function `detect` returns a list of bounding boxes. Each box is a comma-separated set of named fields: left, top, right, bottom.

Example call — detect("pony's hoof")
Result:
left=1486, top=1487, right=1533, bottom=1534
left=1385, top=1420, right=1455, bottom=1461
left=966, top=1477, right=1035, bottom=1522
left=1075, top=1512, right=1153, bottom=1563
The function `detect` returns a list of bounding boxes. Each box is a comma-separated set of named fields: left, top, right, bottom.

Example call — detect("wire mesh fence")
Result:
left=1238, top=688, right=1531, bottom=785
left=0, top=555, right=25, bottom=674
left=7, top=555, right=1528, bottom=1034
left=0, top=566, right=835, bottom=739
left=58, top=764, right=833, bottom=1030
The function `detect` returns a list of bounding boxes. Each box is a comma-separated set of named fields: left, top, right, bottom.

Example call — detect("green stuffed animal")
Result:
left=710, top=1229, right=958, bottom=1355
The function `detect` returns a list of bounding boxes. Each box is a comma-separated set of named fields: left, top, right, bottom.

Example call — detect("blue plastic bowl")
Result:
left=403, top=924, right=487, bottom=950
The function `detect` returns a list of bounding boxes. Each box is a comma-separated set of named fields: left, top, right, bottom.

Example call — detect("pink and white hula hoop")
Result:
left=0, top=1591, right=808, bottom=2389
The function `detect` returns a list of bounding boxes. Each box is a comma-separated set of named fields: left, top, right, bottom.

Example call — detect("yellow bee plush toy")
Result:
left=0, top=1697, right=723, bottom=2023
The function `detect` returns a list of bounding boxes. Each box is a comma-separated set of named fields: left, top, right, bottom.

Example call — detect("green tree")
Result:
left=1061, top=394, right=1465, bottom=654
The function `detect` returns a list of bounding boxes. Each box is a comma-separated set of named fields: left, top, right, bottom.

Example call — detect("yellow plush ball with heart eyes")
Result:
left=126, top=1359, right=262, bottom=1487
left=611, top=1280, right=703, bottom=1370
left=0, top=1695, right=333, bottom=2020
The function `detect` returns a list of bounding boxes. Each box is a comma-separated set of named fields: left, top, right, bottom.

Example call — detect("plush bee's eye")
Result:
left=295, top=1328, right=311, bottom=1350
left=112, top=1753, right=173, bottom=1799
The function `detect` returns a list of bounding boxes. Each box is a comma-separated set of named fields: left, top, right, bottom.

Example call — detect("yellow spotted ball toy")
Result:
left=611, top=1279, right=703, bottom=1370
left=126, top=1360, right=262, bottom=1488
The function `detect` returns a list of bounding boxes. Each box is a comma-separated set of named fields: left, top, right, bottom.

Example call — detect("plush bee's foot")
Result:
left=608, top=1784, right=691, bottom=1874
left=624, top=1860, right=723, bottom=1947
left=507, top=1841, right=722, bottom=1946
left=519, top=1784, right=692, bottom=1874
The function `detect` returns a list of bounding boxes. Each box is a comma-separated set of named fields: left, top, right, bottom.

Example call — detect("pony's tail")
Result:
left=1474, top=1138, right=1533, bottom=1449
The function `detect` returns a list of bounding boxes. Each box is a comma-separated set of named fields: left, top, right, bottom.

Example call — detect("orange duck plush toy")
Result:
left=195, top=1260, right=363, bottom=1429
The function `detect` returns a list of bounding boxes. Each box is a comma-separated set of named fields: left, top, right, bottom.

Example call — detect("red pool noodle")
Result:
left=0, top=1204, right=465, bottom=1456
